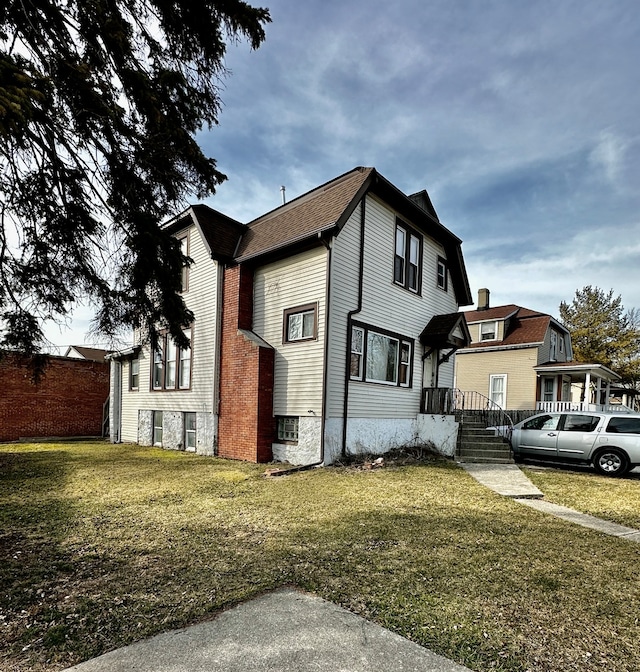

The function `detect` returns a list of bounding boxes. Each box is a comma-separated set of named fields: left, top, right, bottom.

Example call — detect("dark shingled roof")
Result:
left=163, top=167, right=473, bottom=307
left=236, top=167, right=374, bottom=261
left=463, top=304, right=545, bottom=322
left=66, top=346, right=109, bottom=363
left=420, top=313, right=470, bottom=349
left=462, top=309, right=552, bottom=350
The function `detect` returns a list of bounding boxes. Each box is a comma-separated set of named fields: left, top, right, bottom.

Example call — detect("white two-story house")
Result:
left=109, top=167, right=473, bottom=464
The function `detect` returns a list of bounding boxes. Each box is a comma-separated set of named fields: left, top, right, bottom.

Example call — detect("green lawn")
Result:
left=1, top=442, right=639, bottom=672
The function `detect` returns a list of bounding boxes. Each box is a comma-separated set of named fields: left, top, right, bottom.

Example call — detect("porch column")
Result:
left=584, top=372, right=591, bottom=406
left=605, top=380, right=611, bottom=407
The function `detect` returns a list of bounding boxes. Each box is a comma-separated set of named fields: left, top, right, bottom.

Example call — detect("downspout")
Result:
left=318, top=233, right=332, bottom=466
left=341, top=197, right=366, bottom=459
left=213, top=259, right=225, bottom=454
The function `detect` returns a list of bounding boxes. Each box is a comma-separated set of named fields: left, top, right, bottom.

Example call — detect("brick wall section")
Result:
left=218, top=264, right=275, bottom=462
left=0, top=354, right=110, bottom=441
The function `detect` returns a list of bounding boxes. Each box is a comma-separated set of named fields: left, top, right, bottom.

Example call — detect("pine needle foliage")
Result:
left=559, top=286, right=640, bottom=385
left=0, top=0, right=270, bottom=354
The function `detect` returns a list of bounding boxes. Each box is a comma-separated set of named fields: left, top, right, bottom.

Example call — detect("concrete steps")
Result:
left=457, top=414, right=514, bottom=464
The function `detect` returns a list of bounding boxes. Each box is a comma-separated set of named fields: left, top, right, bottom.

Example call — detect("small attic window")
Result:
left=480, top=321, right=498, bottom=341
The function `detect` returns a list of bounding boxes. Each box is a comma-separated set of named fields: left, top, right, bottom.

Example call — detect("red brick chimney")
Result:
left=218, top=264, right=274, bottom=462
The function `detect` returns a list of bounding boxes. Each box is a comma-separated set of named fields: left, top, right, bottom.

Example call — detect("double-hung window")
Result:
left=130, top=358, right=140, bottom=390
left=177, top=231, right=189, bottom=293
left=394, top=220, right=421, bottom=293
left=350, top=323, right=413, bottom=387
left=152, top=328, right=192, bottom=391
left=283, top=304, right=317, bottom=343
left=437, top=256, right=448, bottom=291
left=480, top=321, right=498, bottom=341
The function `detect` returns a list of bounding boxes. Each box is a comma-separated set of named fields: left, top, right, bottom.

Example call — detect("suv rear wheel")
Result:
left=593, top=448, right=630, bottom=477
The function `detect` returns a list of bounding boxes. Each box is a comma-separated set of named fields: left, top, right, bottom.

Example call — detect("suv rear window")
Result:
left=562, top=414, right=600, bottom=432
left=606, top=416, right=640, bottom=434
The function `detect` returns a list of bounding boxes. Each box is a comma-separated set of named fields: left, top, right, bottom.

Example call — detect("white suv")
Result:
left=510, top=412, right=640, bottom=476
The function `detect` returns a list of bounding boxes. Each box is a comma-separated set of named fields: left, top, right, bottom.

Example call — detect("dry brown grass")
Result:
left=1, top=441, right=639, bottom=672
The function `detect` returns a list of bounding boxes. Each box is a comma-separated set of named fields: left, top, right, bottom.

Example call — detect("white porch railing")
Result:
left=535, top=401, right=634, bottom=414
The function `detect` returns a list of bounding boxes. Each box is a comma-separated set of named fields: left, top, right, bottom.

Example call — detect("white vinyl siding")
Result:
left=119, top=223, right=221, bottom=442
left=253, top=247, right=327, bottom=416
left=328, top=195, right=459, bottom=419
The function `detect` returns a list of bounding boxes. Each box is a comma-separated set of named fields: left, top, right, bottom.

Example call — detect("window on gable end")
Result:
left=177, top=231, right=190, bottom=293
left=437, top=256, right=448, bottom=291
left=393, top=220, right=421, bottom=293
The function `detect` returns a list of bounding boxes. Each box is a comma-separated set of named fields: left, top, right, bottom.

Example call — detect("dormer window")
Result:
left=480, top=321, right=498, bottom=341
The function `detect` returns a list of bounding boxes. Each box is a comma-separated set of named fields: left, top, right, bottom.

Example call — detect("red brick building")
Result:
left=0, top=353, right=110, bottom=442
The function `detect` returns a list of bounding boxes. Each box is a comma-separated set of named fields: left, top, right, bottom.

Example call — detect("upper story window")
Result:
left=480, top=321, right=498, bottom=341
left=393, top=219, right=421, bottom=293
left=129, top=358, right=140, bottom=391
left=152, top=328, right=192, bottom=391
left=283, top=303, right=317, bottom=343
left=550, top=331, right=557, bottom=359
left=436, top=256, right=448, bottom=291
left=177, top=231, right=189, bottom=292
left=350, top=323, right=412, bottom=387
left=559, top=334, right=565, bottom=354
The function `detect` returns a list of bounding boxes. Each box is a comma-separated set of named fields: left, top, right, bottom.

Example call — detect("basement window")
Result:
left=184, top=412, right=196, bottom=451
left=277, top=417, right=299, bottom=442
left=153, top=411, right=163, bottom=446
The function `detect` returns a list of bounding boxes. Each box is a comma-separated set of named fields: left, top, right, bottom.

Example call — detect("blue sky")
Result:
left=48, top=0, right=640, bottom=346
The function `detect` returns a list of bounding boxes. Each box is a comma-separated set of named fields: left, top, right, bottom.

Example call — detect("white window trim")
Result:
left=480, top=320, right=499, bottom=342
left=489, top=374, right=507, bottom=409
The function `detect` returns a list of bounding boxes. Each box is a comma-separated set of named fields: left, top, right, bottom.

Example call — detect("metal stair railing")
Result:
left=454, top=389, right=514, bottom=440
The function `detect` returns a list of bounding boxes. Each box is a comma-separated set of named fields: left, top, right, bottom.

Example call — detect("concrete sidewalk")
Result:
left=461, top=462, right=640, bottom=542
left=64, top=589, right=473, bottom=672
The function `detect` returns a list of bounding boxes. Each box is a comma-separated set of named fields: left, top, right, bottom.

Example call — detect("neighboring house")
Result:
left=64, top=346, right=110, bottom=363
left=0, top=352, right=110, bottom=442
left=455, top=288, right=621, bottom=412
left=108, top=167, right=473, bottom=464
